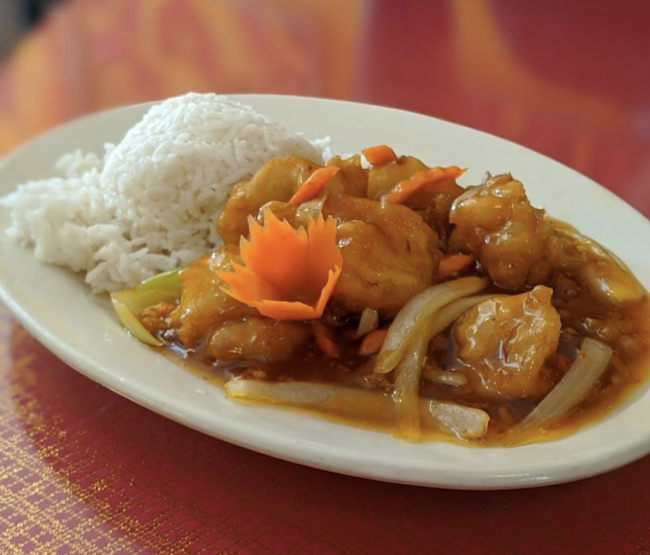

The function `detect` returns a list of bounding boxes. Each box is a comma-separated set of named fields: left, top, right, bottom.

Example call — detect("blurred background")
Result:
left=0, top=0, right=60, bottom=57
left=0, top=0, right=649, bottom=215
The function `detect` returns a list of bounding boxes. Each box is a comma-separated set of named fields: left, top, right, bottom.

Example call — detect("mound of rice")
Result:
left=1, top=93, right=328, bottom=293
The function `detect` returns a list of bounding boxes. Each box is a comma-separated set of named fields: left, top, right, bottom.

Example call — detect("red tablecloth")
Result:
left=1, top=1, right=649, bottom=553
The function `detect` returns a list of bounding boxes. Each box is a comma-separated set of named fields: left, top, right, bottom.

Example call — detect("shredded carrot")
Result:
left=436, top=254, right=475, bottom=281
left=362, top=145, right=398, bottom=166
left=359, top=328, right=388, bottom=357
left=384, top=166, right=466, bottom=204
left=217, top=209, right=343, bottom=321
left=313, top=322, right=341, bottom=358
left=288, top=166, right=340, bottom=206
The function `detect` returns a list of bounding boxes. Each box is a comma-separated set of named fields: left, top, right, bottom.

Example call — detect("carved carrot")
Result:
left=217, top=208, right=343, bottom=320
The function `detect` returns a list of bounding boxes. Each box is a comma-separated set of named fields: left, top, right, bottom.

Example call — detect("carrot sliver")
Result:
left=288, top=166, right=340, bottom=206
left=436, top=254, right=475, bottom=281
left=313, top=322, right=341, bottom=358
left=384, top=166, right=466, bottom=204
left=359, top=329, right=388, bottom=357
left=362, top=145, right=398, bottom=166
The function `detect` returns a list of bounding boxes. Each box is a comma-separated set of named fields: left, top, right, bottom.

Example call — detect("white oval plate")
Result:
left=1, top=96, right=649, bottom=490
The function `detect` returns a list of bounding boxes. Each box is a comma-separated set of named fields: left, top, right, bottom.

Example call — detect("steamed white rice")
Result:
left=1, top=93, right=328, bottom=293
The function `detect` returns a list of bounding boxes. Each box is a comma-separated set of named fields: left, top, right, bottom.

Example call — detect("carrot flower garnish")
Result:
left=384, top=166, right=466, bottom=204
left=217, top=209, right=343, bottom=321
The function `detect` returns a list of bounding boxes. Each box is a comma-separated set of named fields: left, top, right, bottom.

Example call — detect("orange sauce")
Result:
left=158, top=293, right=650, bottom=447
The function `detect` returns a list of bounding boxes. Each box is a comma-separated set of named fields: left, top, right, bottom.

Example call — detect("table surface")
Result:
left=1, top=0, right=649, bottom=553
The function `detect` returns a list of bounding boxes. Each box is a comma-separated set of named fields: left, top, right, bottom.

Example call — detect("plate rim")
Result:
left=1, top=94, right=649, bottom=490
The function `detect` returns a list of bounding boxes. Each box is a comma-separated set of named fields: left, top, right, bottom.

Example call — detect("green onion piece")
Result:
left=110, top=269, right=181, bottom=346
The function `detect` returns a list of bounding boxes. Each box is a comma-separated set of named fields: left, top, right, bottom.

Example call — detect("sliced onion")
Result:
left=225, top=379, right=396, bottom=427
left=427, top=400, right=490, bottom=440
left=226, top=379, right=337, bottom=405
left=226, top=380, right=492, bottom=443
left=111, top=269, right=181, bottom=313
left=423, top=368, right=468, bottom=387
left=389, top=295, right=495, bottom=440
left=422, top=293, right=498, bottom=340
left=392, top=335, right=429, bottom=441
left=295, top=198, right=325, bottom=224
left=381, top=291, right=497, bottom=440
left=578, top=261, right=645, bottom=305
left=559, top=228, right=645, bottom=305
left=506, top=337, right=613, bottom=443
left=357, top=307, right=379, bottom=337
left=375, top=276, right=488, bottom=374
left=110, top=269, right=181, bottom=346
left=111, top=299, right=163, bottom=346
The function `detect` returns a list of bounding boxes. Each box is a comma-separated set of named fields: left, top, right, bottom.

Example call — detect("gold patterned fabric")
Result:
left=1, top=0, right=650, bottom=553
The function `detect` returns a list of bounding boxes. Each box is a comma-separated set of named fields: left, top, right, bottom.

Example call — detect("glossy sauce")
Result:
left=159, top=288, right=650, bottom=446
left=139, top=155, right=650, bottom=445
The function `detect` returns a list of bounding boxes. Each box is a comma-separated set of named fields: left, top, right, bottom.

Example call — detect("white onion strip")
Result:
left=427, top=400, right=490, bottom=440
left=506, top=337, right=613, bottom=444
left=226, top=379, right=336, bottom=405
left=357, top=308, right=379, bottom=337
left=225, top=379, right=396, bottom=427
left=375, top=276, right=488, bottom=375
left=389, top=293, right=497, bottom=440
left=423, top=293, right=498, bottom=340
left=392, top=335, right=429, bottom=441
